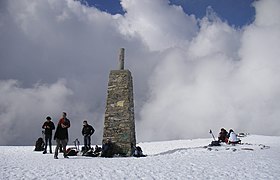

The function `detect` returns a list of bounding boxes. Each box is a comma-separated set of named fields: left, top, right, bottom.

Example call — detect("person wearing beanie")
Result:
left=42, top=116, right=55, bottom=154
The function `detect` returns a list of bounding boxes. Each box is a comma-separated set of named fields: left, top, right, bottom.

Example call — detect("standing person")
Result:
left=82, top=120, right=95, bottom=151
left=42, top=116, right=55, bottom=154
left=54, top=112, right=70, bottom=159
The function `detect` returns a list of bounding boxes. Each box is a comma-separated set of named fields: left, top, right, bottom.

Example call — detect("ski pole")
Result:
left=209, top=129, right=216, bottom=141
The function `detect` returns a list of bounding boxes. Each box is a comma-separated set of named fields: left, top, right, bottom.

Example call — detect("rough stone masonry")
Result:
left=103, top=48, right=136, bottom=156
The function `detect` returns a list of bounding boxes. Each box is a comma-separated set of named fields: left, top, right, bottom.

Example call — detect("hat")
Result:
left=46, top=116, right=51, bottom=120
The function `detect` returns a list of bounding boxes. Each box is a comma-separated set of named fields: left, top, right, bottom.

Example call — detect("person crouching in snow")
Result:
left=228, top=129, right=241, bottom=144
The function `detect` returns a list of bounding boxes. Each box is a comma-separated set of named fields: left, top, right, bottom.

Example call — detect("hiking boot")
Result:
left=54, top=156, right=58, bottom=159
left=43, top=151, right=47, bottom=154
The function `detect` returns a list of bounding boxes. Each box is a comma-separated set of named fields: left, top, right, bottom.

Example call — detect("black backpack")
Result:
left=209, top=140, right=220, bottom=146
left=34, top=137, right=45, bottom=151
left=133, top=146, right=146, bottom=157
left=83, top=149, right=100, bottom=157
left=66, top=148, right=78, bottom=156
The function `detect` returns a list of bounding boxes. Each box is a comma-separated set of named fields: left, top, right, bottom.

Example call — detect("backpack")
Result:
left=209, top=140, right=221, bottom=147
left=34, top=137, right=45, bottom=151
left=66, top=148, right=78, bottom=156
left=133, top=146, right=146, bottom=157
left=83, top=149, right=100, bottom=157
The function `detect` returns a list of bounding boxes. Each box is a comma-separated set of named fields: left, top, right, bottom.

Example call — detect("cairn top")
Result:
left=119, top=48, right=125, bottom=70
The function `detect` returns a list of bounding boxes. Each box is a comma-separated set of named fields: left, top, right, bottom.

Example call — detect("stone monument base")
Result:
left=103, top=69, right=136, bottom=156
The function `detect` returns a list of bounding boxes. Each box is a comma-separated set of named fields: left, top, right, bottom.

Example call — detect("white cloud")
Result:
left=0, top=80, right=72, bottom=145
left=253, top=0, right=280, bottom=27
left=119, top=0, right=198, bottom=51
left=137, top=0, right=280, bottom=141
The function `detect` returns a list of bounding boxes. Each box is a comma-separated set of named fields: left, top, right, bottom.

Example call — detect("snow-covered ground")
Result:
left=1, top=135, right=280, bottom=180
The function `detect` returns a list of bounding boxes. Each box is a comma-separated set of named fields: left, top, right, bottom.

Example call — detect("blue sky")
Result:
left=84, top=0, right=255, bottom=27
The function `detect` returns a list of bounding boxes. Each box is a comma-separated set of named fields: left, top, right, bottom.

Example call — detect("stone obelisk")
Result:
left=102, top=48, right=136, bottom=156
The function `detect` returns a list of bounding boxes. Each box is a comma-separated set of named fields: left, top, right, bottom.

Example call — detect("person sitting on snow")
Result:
left=218, top=128, right=228, bottom=143
left=101, top=138, right=114, bottom=157
left=227, top=129, right=233, bottom=138
left=228, top=129, right=241, bottom=144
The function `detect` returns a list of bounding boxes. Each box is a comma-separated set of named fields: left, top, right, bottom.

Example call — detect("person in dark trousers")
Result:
left=54, top=112, right=70, bottom=159
left=42, top=116, right=55, bottom=154
left=82, top=120, right=95, bottom=151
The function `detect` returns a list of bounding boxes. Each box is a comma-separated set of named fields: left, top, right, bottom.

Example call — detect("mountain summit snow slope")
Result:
left=1, top=135, right=279, bottom=179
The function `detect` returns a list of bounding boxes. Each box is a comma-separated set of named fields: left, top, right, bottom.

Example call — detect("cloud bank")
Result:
left=0, top=0, right=279, bottom=145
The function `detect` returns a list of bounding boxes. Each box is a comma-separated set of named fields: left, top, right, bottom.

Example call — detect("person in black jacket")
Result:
left=82, top=120, right=95, bottom=151
left=101, top=138, right=114, bottom=157
left=42, top=116, right=55, bottom=154
left=54, top=112, right=70, bottom=159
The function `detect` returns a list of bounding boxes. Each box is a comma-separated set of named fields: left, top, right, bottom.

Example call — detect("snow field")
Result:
left=0, top=135, right=279, bottom=180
